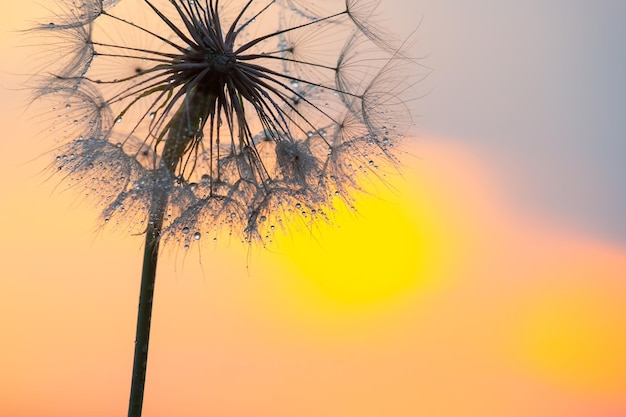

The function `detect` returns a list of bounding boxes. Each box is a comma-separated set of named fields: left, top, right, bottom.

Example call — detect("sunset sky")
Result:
left=1, top=1, right=625, bottom=417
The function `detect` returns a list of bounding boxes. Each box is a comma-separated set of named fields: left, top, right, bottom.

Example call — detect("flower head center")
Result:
left=206, top=52, right=235, bottom=74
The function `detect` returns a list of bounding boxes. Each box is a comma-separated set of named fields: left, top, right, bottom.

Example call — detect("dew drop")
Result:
left=182, top=227, right=190, bottom=234
left=259, top=215, right=267, bottom=222
left=65, top=104, right=71, bottom=110
left=368, top=160, right=374, bottom=166
left=115, top=117, right=123, bottom=124
left=184, top=244, right=189, bottom=250
left=149, top=112, right=156, bottom=120
left=189, top=182, right=198, bottom=191
left=193, top=232, right=201, bottom=240
left=295, top=203, right=302, bottom=209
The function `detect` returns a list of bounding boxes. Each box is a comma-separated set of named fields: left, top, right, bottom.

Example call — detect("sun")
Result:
left=275, top=170, right=455, bottom=307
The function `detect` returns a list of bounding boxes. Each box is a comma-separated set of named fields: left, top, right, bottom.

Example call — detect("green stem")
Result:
left=127, top=192, right=167, bottom=417
left=127, top=87, right=211, bottom=417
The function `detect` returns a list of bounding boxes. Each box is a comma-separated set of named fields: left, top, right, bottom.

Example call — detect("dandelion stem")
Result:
left=128, top=192, right=167, bottom=417
left=128, top=85, right=211, bottom=416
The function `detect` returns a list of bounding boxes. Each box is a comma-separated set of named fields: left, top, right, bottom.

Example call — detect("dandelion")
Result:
left=30, top=0, right=418, bottom=415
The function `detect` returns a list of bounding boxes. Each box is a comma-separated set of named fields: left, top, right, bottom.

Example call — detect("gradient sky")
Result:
left=1, top=1, right=626, bottom=417
left=412, top=0, right=626, bottom=244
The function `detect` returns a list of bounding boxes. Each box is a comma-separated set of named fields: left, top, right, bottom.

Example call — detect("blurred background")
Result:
left=1, top=1, right=625, bottom=417
left=413, top=0, right=626, bottom=244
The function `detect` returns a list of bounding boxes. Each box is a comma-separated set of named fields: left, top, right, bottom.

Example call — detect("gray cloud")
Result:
left=388, top=0, right=626, bottom=243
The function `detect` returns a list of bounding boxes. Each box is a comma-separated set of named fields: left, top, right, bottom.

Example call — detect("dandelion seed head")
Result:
left=32, top=0, right=421, bottom=246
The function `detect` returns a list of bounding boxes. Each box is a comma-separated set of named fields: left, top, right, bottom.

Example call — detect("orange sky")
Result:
left=1, top=2, right=626, bottom=417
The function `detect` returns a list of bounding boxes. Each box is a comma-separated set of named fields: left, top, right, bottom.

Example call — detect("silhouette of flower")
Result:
left=34, top=0, right=416, bottom=247
left=30, top=1, right=419, bottom=416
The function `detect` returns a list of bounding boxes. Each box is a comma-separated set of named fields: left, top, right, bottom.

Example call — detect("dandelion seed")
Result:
left=29, top=0, right=421, bottom=416
left=34, top=0, right=418, bottom=242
